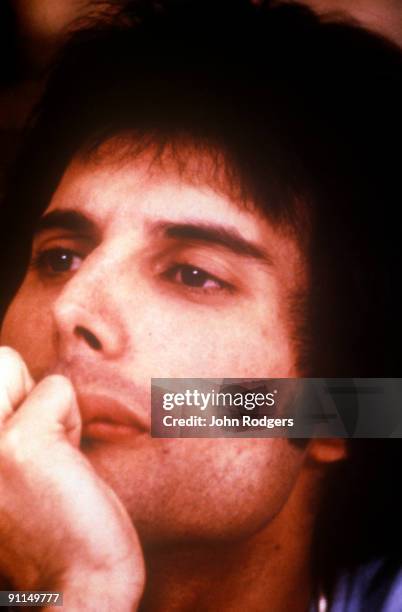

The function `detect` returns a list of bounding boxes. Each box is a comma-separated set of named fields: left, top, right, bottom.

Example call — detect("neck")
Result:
left=140, top=469, right=320, bottom=612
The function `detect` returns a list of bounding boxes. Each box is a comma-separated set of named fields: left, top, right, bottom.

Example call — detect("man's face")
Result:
left=0, top=147, right=309, bottom=543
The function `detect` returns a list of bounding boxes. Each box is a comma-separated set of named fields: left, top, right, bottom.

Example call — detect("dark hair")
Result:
left=0, top=1, right=20, bottom=85
left=1, top=0, right=402, bottom=376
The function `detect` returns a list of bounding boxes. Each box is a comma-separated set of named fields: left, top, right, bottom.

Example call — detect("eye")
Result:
left=31, top=248, right=83, bottom=276
left=167, top=264, right=227, bottom=291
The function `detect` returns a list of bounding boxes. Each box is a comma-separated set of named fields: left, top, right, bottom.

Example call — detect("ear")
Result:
left=307, top=438, right=348, bottom=464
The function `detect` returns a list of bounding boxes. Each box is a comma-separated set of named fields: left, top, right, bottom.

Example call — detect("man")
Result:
left=0, top=1, right=401, bottom=610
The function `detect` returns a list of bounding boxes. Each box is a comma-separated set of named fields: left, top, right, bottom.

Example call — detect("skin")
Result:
left=0, top=146, right=345, bottom=610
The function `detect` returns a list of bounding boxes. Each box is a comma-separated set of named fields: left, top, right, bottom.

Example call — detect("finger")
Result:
left=0, top=347, right=34, bottom=427
left=10, top=374, right=82, bottom=447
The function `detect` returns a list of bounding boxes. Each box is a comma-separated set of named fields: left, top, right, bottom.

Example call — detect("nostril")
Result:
left=75, top=325, right=102, bottom=351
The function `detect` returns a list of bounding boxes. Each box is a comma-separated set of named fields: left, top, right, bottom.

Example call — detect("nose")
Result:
left=52, top=260, right=126, bottom=360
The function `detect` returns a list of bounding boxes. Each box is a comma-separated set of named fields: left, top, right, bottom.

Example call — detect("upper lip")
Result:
left=77, top=392, right=149, bottom=432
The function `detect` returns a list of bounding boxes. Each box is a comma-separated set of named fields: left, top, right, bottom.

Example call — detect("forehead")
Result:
left=46, top=146, right=286, bottom=247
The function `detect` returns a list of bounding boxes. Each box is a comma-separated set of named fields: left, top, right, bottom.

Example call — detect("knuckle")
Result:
left=0, top=426, right=26, bottom=465
left=0, top=346, right=25, bottom=370
left=0, top=347, right=31, bottom=411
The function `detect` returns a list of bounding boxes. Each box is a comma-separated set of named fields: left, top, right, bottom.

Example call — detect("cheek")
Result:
left=0, top=283, right=56, bottom=379
left=130, top=298, right=297, bottom=379
left=175, top=439, right=303, bottom=528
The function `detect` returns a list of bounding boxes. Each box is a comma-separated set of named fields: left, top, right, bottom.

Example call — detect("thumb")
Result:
left=10, top=375, right=82, bottom=447
left=0, top=347, right=34, bottom=427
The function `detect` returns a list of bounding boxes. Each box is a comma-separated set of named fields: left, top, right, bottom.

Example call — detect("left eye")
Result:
left=33, top=248, right=83, bottom=275
left=169, top=264, right=225, bottom=290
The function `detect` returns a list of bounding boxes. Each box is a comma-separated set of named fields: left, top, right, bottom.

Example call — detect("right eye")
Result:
left=31, top=248, right=83, bottom=276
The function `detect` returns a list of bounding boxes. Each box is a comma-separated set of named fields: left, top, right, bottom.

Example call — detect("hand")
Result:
left=0, top=347, right=145, bottom=611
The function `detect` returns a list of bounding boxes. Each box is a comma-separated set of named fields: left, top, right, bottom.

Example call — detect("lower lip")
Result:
left=82, top=421, right=145, bottom=443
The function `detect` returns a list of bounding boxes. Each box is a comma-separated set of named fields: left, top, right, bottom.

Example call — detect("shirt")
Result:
left=310, top=558, right=402, bottom=612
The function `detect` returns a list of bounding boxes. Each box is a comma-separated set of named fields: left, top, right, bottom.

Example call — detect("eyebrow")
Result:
left=35, top=210, right=272, bottom=264
left=152, top=221, right=272, bottom=264
left=35, top=210, right=98, bottom=237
